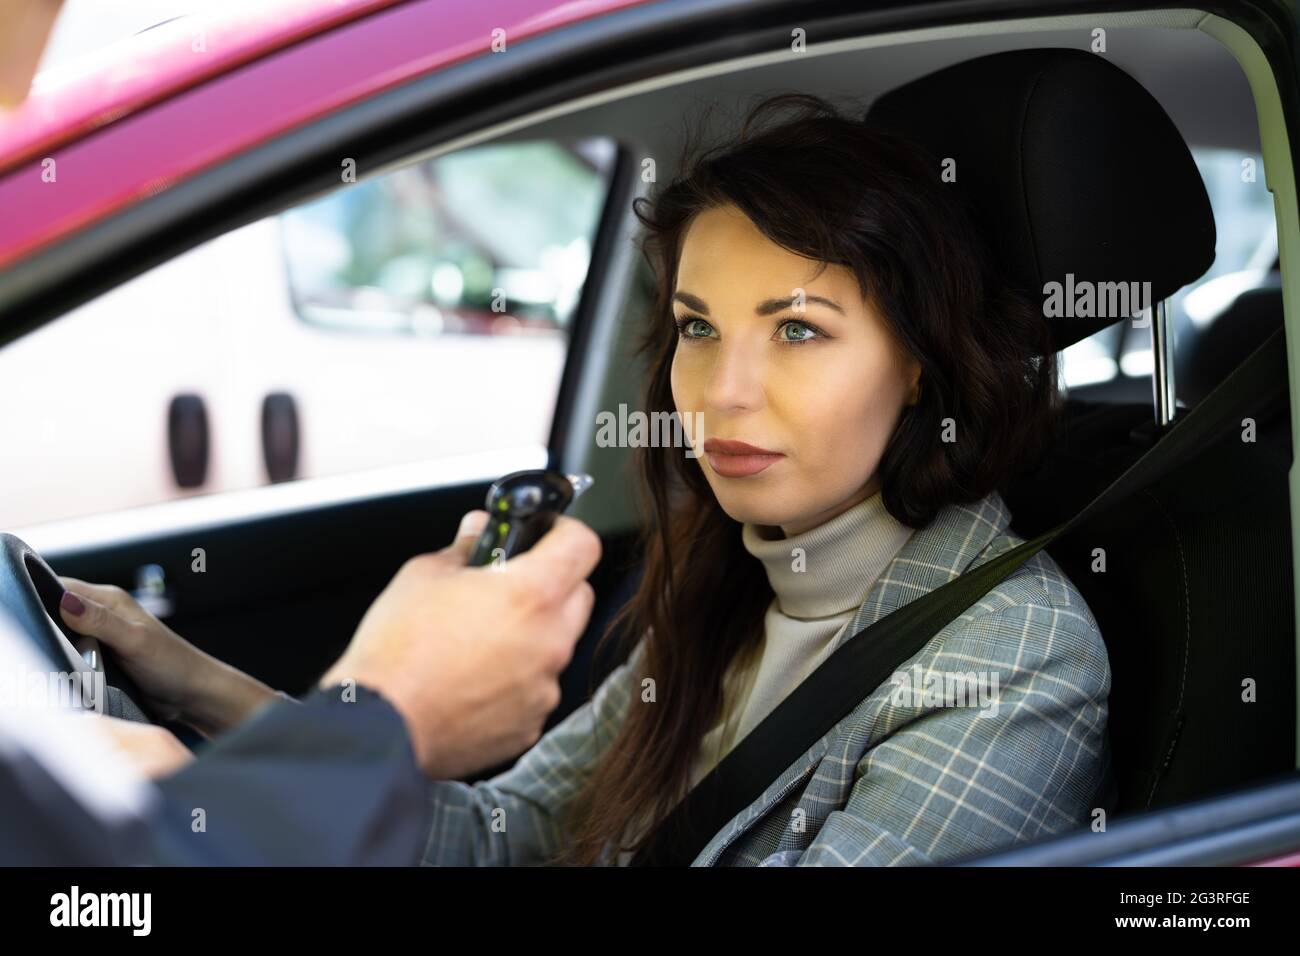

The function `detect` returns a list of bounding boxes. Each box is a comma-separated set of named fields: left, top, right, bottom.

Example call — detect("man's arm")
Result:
left=0, top=684, right=431, bottom=866
left=0, top=510, right=600, bottom=865
left=148, top=683, right=431, bottom=866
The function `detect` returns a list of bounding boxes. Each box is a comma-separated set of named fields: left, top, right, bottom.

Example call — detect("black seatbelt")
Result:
left=630, top=323, right=1289, bottom=866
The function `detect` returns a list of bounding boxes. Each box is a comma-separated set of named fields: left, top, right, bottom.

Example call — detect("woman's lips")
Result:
left=702, top=438, right=785, bottom=478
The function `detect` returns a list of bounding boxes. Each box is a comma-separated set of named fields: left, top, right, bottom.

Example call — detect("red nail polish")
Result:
left=60, top=591, right=85, bottom=616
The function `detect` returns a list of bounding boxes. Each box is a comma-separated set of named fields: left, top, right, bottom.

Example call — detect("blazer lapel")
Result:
left=691, top=489, right=1015, bottom=865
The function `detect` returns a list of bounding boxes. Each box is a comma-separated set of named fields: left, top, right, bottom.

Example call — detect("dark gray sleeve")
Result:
left=145, top=683, right=432, bottom=865
left=0, top=746, right=150, bottom=865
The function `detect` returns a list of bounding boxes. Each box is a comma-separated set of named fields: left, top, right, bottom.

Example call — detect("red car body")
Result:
left=0, top=0, right=649, bottom=268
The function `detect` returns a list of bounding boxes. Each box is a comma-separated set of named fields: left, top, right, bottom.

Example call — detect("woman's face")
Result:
left=670, top=204, right=922, bottom=536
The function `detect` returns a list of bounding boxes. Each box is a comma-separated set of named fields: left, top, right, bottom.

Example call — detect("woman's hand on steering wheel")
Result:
left=57, top=577, right=279, bottom=737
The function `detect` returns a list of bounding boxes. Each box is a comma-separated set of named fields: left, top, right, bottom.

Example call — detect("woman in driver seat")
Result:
left=61, top=92, right=1114, bottom=866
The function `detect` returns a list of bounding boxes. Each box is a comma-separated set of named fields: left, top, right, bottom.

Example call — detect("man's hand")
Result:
left=84, top=712, right=194, bottom=780
left=321, top=511, right=601, bottom=779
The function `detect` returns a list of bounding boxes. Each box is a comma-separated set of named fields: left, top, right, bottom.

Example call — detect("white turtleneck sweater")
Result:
left=687, top=490, right=916, bottom=790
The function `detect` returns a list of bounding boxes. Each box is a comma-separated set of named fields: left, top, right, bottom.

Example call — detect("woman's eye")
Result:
left=675, top=317, right=714, bottom=339
left=777, top=320, right=817, bottom=343
left=674, top=316, right=822, bottom=343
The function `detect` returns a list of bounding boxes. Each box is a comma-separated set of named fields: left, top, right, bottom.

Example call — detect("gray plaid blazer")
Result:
left=421, top=489, right=1114, bottom=866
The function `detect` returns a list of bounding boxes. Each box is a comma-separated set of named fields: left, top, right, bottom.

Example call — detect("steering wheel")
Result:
left=0, top=533, right=154, bottom=723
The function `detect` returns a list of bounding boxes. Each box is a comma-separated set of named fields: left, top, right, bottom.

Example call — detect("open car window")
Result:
left=0, top=137, right=619, bottom=530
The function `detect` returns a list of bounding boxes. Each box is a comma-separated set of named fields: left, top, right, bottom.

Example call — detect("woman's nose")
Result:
left=702, top=342, right=765, bottom=413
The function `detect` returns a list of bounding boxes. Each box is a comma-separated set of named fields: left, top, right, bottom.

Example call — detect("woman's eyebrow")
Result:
left=757, top=294, right=846, bottom=316
left=672, top=291, right=711, bottom=313
left=671, top=291, right=846, bottom=315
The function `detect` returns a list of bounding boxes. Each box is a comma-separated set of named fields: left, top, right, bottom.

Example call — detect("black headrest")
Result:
left=866, top=49, right=1216, bottom=352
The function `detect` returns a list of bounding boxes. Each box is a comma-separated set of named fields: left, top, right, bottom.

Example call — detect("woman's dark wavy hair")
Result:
left=552, top=92, right=1062, bottom=865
